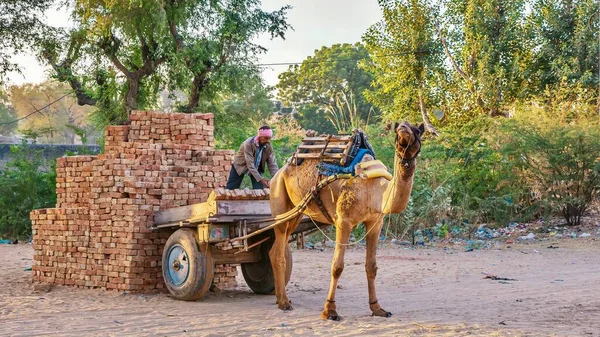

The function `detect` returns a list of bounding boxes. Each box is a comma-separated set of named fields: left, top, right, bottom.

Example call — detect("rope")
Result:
left=305, top=161, right=397, bottom=247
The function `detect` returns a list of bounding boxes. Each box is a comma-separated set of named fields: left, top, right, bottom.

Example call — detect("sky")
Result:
left=5, top=0, right=383, bottom=88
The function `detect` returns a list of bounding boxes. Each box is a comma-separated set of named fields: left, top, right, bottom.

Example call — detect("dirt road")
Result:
left=1, top=241, right=599, bottom=336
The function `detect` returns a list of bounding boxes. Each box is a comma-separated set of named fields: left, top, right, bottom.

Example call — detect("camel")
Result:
left=268, top=121, right=424, bottom=320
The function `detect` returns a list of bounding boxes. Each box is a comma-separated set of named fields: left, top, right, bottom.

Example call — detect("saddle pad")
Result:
left=355, top=160, right=392, bottom=181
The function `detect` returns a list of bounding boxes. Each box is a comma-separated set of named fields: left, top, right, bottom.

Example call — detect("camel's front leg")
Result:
left=364, top=220, right=392, bottom=317
left=321, top=222, right=351, bottom=321
left=270, top=224, right=293, bottom=310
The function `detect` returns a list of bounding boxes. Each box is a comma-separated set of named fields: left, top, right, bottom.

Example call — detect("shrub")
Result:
left=501, top=122, right=600, bottom=226
left=0, top=140, right=56, bottom=239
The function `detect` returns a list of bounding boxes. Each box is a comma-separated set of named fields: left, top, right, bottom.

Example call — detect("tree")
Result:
left=437, top=0, right=529, bottom=117
left=276, top=43, right=376, bottom=133
left=41, top=0, right=290, bottom=126
left=502, top=122, right=600, bottom=226
left=527, top=0, right=599, bottom=96
left=213, top=74, right=276, bottom=149
left=0, top=91, right=17, bottom=136
left=363, top=0, right=444, bottom=134
left=0, top=139, right=56, bottom=239
left=9, top=81, right=96, bottom=144
left=0, top=0, right=53, bottom=83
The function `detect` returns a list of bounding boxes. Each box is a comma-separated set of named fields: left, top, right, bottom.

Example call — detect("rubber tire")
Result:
left=241, top=236, right=293, bottom=295
left=162, top=228, right=214, bottom=301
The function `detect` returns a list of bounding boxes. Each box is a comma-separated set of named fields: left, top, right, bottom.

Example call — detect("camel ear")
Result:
left=394, top=122, right=400, bottom=131
left=417, top=123, right=425, bottom=135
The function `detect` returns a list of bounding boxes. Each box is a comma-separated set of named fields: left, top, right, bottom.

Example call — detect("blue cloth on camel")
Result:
left=317, top=148, right=374, bottom=177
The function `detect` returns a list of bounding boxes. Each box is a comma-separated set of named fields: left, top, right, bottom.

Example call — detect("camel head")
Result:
left=391, top=121, right=424, bottom=165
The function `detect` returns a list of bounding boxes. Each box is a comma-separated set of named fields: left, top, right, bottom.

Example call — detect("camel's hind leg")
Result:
left=269, top=172, right=299, bottom=311
left=364, top=219, right=392, bottom=317
left=321, top=219, right=351, bottom=321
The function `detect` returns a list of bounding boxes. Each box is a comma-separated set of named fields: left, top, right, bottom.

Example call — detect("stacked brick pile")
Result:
left=55, top=156, right=94, bottom=208
left=211, top=187, right=270, bottom=200
left=212, top=264, right=239, bottom=291
left=31, top=110, right=236, bottom=292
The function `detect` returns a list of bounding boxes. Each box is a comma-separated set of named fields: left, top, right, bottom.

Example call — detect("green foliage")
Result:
left=0, top=91, right=17, bottom=136
left=267, top=114, right=304, bottom=168
left=289, top=105, right=337, bottom=135
left=9, top=81, right=99, bottom=144
left=276, top=43, right=377, bottom=133
left=501, top=121, right=600, bottom=226
left=324, top=92, right=374, bottom=133
left=0, top=0, right=53, bottom=82
left=40, top=0, right=290, bottom=132
left=442, top=0, right=529, bottom=116
left=213, top=75, right=277, bottom=150
left=363, top=0, right=445, bottom=124
left=527, top=0, right=600, bottom=93
left=0, top=140, right=56, bottom=239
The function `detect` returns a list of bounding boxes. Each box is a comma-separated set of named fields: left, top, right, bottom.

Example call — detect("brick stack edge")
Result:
left=30, top=111, right=236, bottom=293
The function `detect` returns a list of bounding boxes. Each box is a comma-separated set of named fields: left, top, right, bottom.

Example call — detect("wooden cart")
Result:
left=151, top=189, right=329, bottom=301
left=152, top=133, right=375, bottom=301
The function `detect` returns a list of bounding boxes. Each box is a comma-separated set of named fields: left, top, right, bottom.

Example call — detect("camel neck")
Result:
left=382, top=152, right=416, bottom=214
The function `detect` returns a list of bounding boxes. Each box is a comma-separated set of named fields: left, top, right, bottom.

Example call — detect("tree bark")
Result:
left=417, top=90, right=439, bottom=136
left=125, top=77, right=140, bottom=114
left=185, top=72, right=207, bottom=112
left=436, top=22, right=487, bottom=113
left=167, top=11, right=230, bottom=113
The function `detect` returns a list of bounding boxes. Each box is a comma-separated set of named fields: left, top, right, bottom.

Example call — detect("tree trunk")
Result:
left=185, top=72, right=208, bottom=113
left=418, top=90, right=439, bottom=136
left=125, top=78, right=140, bottom=115
left=563, top=203, right=587, bottom=226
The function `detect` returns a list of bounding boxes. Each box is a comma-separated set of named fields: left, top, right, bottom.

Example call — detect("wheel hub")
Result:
left=167, top=244, right=190, bottom=287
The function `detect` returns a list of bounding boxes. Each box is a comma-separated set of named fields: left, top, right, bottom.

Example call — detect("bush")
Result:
left=0, top=141, right=56, bottom=239
left=501, top=122, right=600, bottom=226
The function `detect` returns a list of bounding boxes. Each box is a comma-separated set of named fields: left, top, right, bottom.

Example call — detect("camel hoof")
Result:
left=278, top=302, right=293, bottom=311
left=372, top=309, right=392, bottom=318
left=321, top=311, right=342, bottom=321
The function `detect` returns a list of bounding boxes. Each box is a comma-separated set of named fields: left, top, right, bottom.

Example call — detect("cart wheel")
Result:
left=241, top=236, right=292, bottom=295
left=162, top=228, right=214, bottom=301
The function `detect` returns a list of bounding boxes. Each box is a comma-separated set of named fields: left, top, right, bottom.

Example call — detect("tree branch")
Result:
left=41, top=49, right=97, bottom=106
left=100, top=34, right=133, bottom=78
left=435, top=22, right=470, bottom=83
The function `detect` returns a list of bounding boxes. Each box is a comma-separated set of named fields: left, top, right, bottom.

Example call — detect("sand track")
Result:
left=1, top=241, right=598, bottom=336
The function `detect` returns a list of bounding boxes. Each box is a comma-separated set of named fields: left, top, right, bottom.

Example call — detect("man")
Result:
left=226, top=125, right=279, bottom=189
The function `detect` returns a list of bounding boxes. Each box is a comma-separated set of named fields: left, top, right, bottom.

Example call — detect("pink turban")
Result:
left=258, top=128, right=273, bottom=138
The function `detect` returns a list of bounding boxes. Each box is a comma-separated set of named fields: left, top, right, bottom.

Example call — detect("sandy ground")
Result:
left=1, top=240, right=599, bottom=337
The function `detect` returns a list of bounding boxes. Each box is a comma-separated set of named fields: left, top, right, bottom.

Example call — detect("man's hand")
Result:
left=260, top=179, right=270, bottom=188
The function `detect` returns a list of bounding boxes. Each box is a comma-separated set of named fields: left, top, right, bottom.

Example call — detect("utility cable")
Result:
left=0, top=91, right=73, bottom=125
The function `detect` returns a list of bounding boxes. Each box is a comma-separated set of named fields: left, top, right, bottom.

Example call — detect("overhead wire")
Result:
left=0, top=49, right=433, bottom=125
left=0, top=91, right=74, bottom=126
left=255, top=50, right=436, bottom=67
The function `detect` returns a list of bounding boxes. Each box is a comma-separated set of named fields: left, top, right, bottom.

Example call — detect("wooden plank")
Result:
left=296, top=152, right=344, bottom=159
left=154, top=201, right=216, bottom=225
left=216, top=200, right=271, bottom=216
left=298, top=144, right=348, bottom=150
left=302, top=136, right=352, bottom=142
left=340, top=138, right=355, bottom=165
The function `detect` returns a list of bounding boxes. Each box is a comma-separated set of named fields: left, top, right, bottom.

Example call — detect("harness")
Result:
left=290, top=130, right=375, bottom=223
